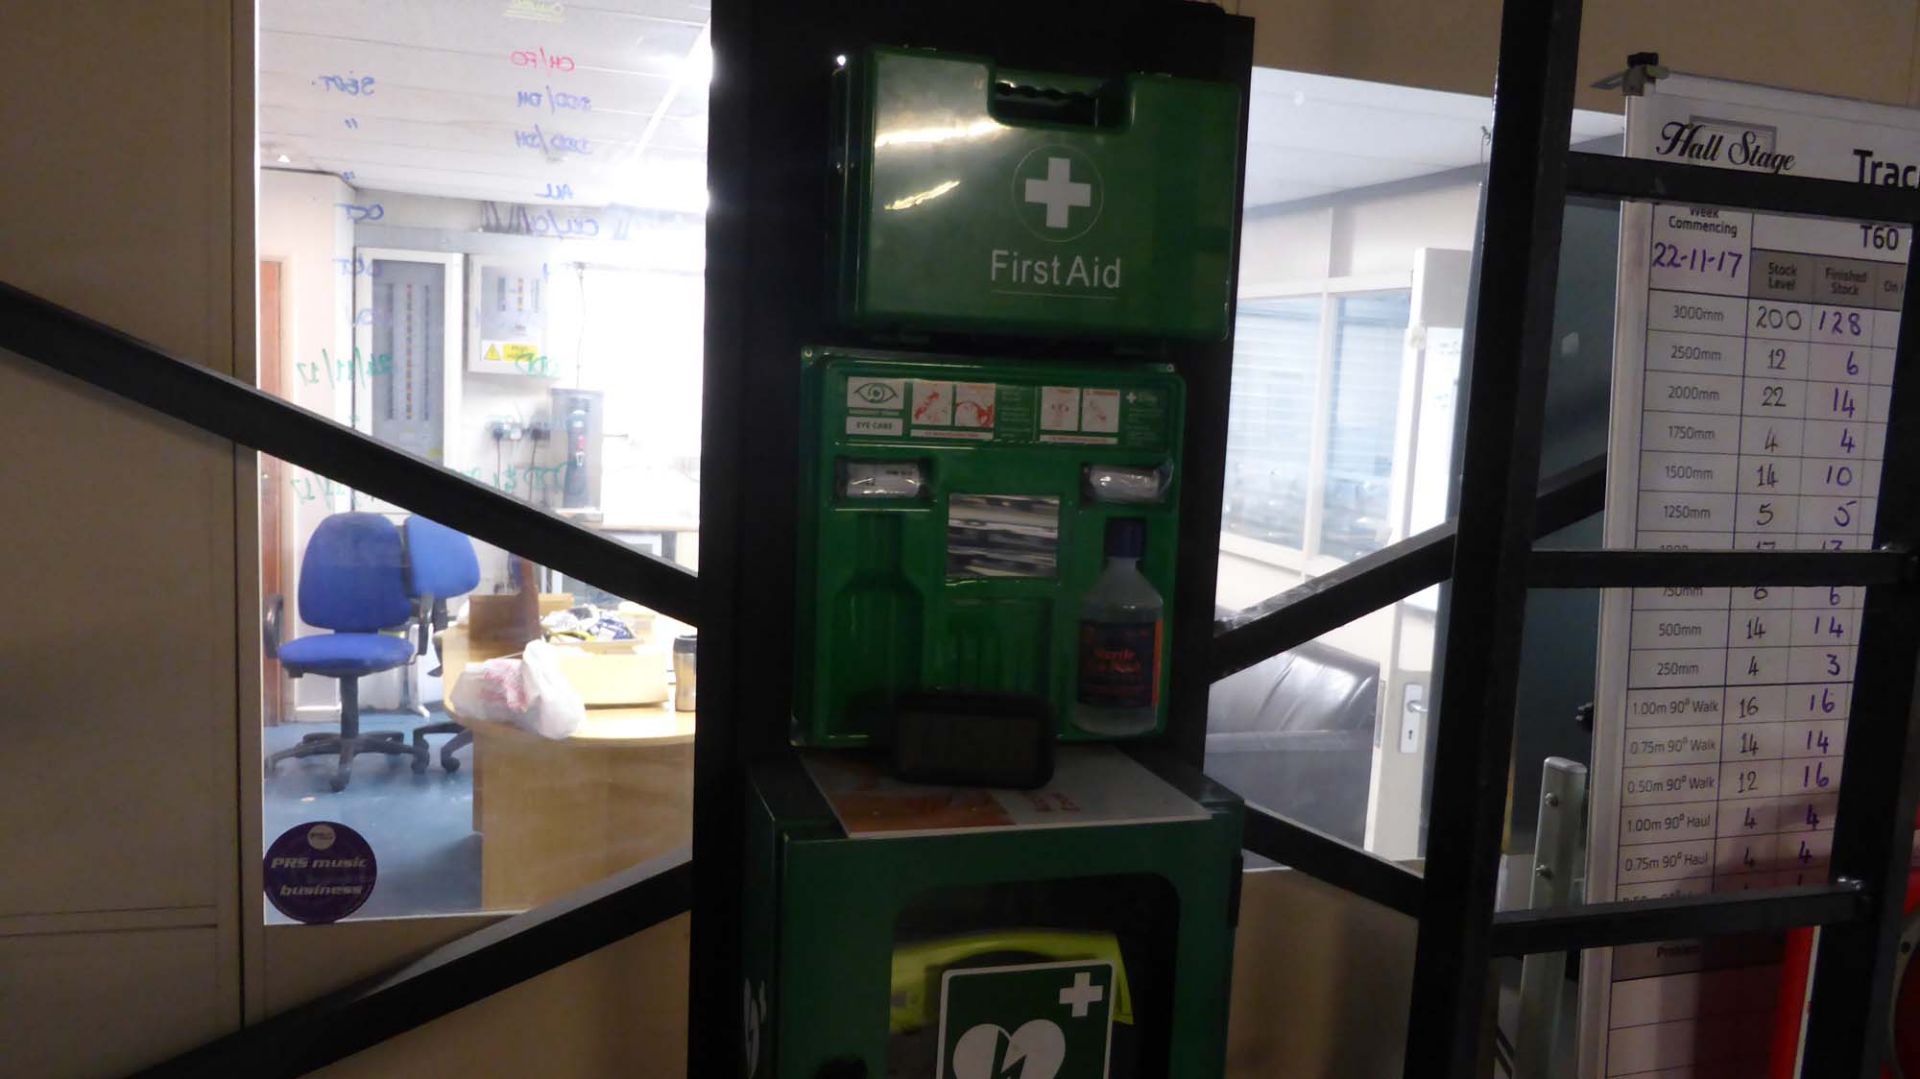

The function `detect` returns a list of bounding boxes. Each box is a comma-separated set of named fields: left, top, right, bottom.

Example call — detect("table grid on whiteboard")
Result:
left=1605, top=204, right=1900, bottom=1075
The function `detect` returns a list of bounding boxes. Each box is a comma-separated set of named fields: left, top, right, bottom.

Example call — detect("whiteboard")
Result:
left=1582, top=74, right=1917, bottom=1078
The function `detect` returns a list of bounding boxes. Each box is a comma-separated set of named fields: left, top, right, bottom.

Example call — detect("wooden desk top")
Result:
left=439, top=624, right=695, bottom=748
left=553, top=509, right=700, bottom=534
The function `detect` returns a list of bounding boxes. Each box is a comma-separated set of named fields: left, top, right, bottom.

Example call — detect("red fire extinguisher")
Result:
left=1770, top=819, right=1920, bottom=1077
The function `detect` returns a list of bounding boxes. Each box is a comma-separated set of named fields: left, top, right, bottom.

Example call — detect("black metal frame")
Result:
left=1488, top=882, right=1864, bottom=957
left=1381, top=0, right=1920, bottom=1072
left=0, top=0, right=1915, bottom=1071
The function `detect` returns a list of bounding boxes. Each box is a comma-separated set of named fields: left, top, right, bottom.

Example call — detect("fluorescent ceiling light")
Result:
left=683, top=32, right=713, bottom=85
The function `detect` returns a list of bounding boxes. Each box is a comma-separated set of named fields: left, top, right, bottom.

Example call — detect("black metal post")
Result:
left=1163, top=24, right=1255, bottom=767
left=1402, top=0, right=1582, bottom=1071
left=1799, top=240, right=1920, bottom=1077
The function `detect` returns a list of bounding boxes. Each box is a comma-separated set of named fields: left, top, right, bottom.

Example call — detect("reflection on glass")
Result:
left=254, top=0, right=710, bottom=926
left=259, top=465, right=694, bottom=922
left=1204, top=603, right=1433, bottom=862
left=946, top=494, right=1061, bottom=578
left=1222, top=296, right=1321, bottom=550
left=1320, top=291, right=1412, bottom=561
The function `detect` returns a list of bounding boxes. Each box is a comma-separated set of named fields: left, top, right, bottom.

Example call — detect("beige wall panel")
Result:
left=0, top=0, right=245, bottom=1071
left=0, top=0, right=239, bottom=919
left=0, top=360, right=237, bottom=916
left=1573, top=3, right=1920, bottom=112
left=1239, top=0, right=1501, bottom=101
left=1226, top=868, right=1418, bottom=1077
left=1235, top=0, right=1920, bottom=113
left=0, top=927, right=230, bottom=1079
left=0, top=2, right=237, bottom=367
left=312, top=915, right=692, bottom=1079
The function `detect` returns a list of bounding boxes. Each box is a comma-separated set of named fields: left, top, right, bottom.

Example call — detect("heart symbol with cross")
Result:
left=950, top=1019, right=1067, bottom=1079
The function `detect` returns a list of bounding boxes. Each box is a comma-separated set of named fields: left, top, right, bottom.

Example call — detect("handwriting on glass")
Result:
left=465, top=463, right=566, bottom=495
left=514, top=124, right=591, bottom=156
left=315, top=74, right=375, bottom=96
left=516, top=86, right=592, bottom=113
left=509, top=48, right=574, bottom=72
left=296, top=348, right=392, bottom=386
left=481, top=203, right=599, bottom=239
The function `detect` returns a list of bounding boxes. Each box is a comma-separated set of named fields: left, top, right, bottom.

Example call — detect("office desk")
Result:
left=555, top=510, right=699, bottom=564
left=441, top=626, right=694, bottom=911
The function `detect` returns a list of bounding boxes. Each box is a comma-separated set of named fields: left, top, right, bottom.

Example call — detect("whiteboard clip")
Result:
left=1593, top=52, right=1668, bottom=98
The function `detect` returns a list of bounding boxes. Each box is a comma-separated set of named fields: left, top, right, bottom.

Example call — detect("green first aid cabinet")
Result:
left=833, top=47, right=1242, bottom=340
left=742, top=748, right=1243, bottom=1078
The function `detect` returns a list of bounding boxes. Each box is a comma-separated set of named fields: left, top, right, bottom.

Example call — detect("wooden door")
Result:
left=259, top=261, right=289, bottom=726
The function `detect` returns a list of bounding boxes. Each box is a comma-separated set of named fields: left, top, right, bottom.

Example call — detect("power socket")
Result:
left=490, top=420, right=525, bottom=442
left=528, top=420, right=553, bottom=443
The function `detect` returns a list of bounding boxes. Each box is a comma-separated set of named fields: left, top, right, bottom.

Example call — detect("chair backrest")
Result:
left=403, top=516, right=481, bottom=601
left=298, top=513, right=412, bottom=633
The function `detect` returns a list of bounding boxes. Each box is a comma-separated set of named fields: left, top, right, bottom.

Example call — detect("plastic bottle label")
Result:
left=1077, top=619, right=1160, bottom=709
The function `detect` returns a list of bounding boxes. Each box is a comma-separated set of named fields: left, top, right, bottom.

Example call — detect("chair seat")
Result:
left=279, top=633, right=415, bottom=678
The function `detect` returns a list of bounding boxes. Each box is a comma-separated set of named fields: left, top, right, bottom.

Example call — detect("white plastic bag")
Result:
left=448, top=639, right=585, bottom=740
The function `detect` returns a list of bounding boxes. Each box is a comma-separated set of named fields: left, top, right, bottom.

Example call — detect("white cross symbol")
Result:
left=1057, top=971, right=1104, bottom=1018
left=1025, top=156, right=1092, bottom=229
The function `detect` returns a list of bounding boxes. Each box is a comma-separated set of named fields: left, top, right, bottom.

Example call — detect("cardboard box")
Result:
left=549, top=639, right=668, bottom=706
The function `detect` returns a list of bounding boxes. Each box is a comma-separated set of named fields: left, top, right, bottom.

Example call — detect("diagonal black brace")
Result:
left=1211, top=455, right=1604, bottom=682
left=0, top=281, right=699, bottom=623
left=134, top=849, right=692, bottom=1079
left=1243, top=803, right=1423, bottom=917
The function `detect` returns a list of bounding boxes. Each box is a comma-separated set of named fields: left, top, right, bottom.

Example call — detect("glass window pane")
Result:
left=1207, top=603, right=1434, bottom=862
left=1320, top=290, right=1411, bottom=562
left=1222, top=296, right=1321, bottom=554
left=258, top=7, right=708, bottom=556
left=260, top=459, right=693, bottom=922
left=255, top=5, right=706, bottom=925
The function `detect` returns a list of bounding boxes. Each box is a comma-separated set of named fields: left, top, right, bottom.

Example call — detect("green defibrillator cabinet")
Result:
left=749, top=40, right=1248, bottom=1079
left=743, top=749, right=1243, bottom=1078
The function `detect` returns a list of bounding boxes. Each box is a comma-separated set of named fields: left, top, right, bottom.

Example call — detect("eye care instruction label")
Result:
left=1584, top=75, right=1914, bottom=1078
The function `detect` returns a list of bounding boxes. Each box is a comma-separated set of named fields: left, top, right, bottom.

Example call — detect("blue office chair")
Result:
left=266, top=512, right=429, bottom=791
left=402, top=516, right=483, bottom=773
